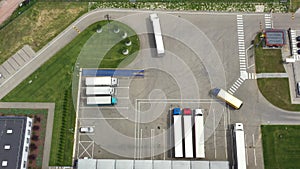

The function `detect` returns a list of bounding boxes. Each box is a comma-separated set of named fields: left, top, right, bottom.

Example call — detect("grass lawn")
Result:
left=2, top=20, right=140, bottom=165
left=0, top=2, right=87, bottom=64
left=291, top=0, right=300, bottom=12
left=254, top=34, right=285, bottom=73
left=262, top=125, right=300, bottom=169
left=257, top=78, right=300, bottom=111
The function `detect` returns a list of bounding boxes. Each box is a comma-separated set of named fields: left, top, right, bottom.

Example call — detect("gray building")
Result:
left=0, top=116, right=33, bottom=169
left=77, top=159, right=230, bottom=169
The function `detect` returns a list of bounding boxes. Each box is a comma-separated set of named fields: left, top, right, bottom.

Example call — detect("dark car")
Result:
left=298, top=50, right=300, bottom=55
left=297, top=43, right=300, bottom=48
left=297, top=36, right=300, bottom=41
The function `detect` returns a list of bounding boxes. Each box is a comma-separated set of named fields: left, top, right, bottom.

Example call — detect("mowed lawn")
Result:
left=262, top=125, right=300, bottom=169
left=0, top=2, right=87, bottom=64
left=2, top=20, right=140, bottom=165
left=257, top=78, right=300, bottom=111
left=1, top=22, right=104, bottom=166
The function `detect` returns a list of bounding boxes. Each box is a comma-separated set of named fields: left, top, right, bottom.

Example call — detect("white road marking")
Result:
left=245, top=134, right=249, bottom=166
left=253, top=134, right=257, bottom=166
left=163, top=129, right=166, bottom=160
left=224, top=109, right=228, bottom=159
left=140, top=128, right=143, bottom=159
left=213, top=109, right=217, bottom=159
left=78, top=117, right=128, bottom=120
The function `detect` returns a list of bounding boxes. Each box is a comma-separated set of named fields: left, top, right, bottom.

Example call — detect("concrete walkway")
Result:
left=256, top=73, right=288, bottom=78
left=0, top=102, right=55, bottom=169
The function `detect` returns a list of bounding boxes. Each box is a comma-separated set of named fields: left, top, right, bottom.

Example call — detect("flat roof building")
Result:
left=264, top=29, right=286, bottom=47
left=0, top=116, right=32, bottom=169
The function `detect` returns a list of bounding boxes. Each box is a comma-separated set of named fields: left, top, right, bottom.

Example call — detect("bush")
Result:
left=31, top=135, right=39, bottom=141
left=30, top=143, right=37, bottom=150
left=32, top=125, right=40, bottom=130
left=28, top=154, right=36, bottom=160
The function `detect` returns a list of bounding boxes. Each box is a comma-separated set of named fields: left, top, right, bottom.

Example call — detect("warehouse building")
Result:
left=0, top=116, right=33, bottom=169
left=77, top=159, right=230, bottom=169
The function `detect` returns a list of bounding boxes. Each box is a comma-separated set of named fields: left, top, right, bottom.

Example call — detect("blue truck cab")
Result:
left=111, top=97, right=118, bottom=104
left=173, top=108, right=181, bottom=115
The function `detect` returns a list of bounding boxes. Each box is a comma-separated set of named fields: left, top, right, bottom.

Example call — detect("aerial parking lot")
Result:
left=4, top=4, right=300, bottom=168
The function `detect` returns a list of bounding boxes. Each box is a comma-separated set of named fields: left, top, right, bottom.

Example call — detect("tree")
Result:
left=32, top=125, right=40, bottom=130
left=29, top=143, right=37, bottom=150
left=28, top=154, right=36, bottom=160
left=31, top=135, right=39, bottom=141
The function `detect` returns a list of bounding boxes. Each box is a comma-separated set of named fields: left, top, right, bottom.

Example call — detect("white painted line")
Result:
left=151, top=129, right=154, bottom=160
left=223, top=111, right=228, bottom=159
left=140, top=128, right=143, bottom=159
left=163, top=129, right=166, bottom=160
left=79, top=106, right=129, bottom=109
left=115, top=86, right=129, bottom=89
left=254, top=148, right=257, bottom=166
left=245, top=138, right=249, bottom=166
left=134, top=99, right=137, bottom=159
left=233, top=83, right=239, bottom=89
left=91, top=141, right=94, bottom=158
left=213, top=109, right=217, bottom=159
left=79, top=117, right=128, bottom=120
left=118, top=97, right=129, bottom=99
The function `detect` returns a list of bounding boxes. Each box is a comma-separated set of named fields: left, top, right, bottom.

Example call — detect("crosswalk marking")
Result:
left=264, top=14, right=272, bottom=29
left=228, top=77, right=245, bottom=94
left=290, top=30, right=300, bottom=60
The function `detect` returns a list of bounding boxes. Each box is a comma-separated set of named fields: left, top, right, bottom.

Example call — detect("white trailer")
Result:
left=173, top=114, right=183, bottom=158
left=150, top=13, right=165, bottom=56
left=86, top=96, right=117, bottom=105
left=233, top=123, right=247, bottom=169
left=183, top=115, right=193, bottom=158
left=85, top=77, right=118, bottom=86
left=86, top=87, right=114, bottom=95
left=212, top=88, right=243, bottom=109
left=194, top=109, right=205, bottom=158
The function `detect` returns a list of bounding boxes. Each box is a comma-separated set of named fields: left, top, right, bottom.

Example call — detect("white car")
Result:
left=79, top=127, right=94, bottom=133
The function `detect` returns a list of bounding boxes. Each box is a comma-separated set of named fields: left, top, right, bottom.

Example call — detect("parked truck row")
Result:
left=85, top=76, right=118, bottom=105
left=172, top=108, right=205, bottom=159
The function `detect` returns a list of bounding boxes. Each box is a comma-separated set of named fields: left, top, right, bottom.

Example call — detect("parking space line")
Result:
left=163, top=129, right=166, bottom=160
left=140, top=128, right=143, bottom=159
left=92, top=141, right=94, bottom=158
left=245, top=134, right=249, bottom=166
left=134, top=99, right=138, bottom=159
left=252, top=134, right=257, bottom=166
left=78, top=117, right=128, bottom=120
left=151, top=129, right=154, bottom=160
left=213, top=109, right=217, bottom=159
left=223, top=109, right=228, bottom=159
left=115, top=86, right=130, bottom=89
left=117, top=97, right=130, bottom=99
left=79, top=106, right=129, bottom=109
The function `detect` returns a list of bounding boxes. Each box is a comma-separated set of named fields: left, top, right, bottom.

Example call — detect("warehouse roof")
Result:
left=0, top=116, right=28, bottom=169
left=77, top=159, right=230, bottom=169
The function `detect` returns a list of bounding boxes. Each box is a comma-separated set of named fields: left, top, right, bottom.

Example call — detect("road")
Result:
left=0, top=8, right=300, bottom=169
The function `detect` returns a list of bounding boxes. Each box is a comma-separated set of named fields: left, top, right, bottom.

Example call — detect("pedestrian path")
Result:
left=248, top=73, right=257, bottom=79
left=237, top=15, right=246, bottom=72
left=264, top=14, right=272, bottom=29
left=228, top=77, right=245, bottom=95
left=256, top=73, right=288, bottom=78
left=290, top=30, right=300, bottom=60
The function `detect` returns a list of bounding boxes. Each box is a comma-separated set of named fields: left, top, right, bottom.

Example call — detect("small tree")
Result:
left=28, top=154, right=36, bottom=160
left=29, top=143, right=37, bottom=150
left=32, top=125, right=40, bottom=130
left=31, top=135, right=39, bottom=141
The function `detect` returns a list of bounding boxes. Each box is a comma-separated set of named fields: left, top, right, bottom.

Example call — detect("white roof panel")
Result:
left=97, top=159, right=115, bottom=169
left=116, top=160, right=133, bottom=169
left=135, top=160, right=152, bottom=169
left=172, top=161, right=190, bottom=169
left=154, top=160, right=171, bottom=169
left=78, top=159, right=97, bottom=169
left=210, top=161, right=230, bottom=169
left=191, top=161, right=209, bottom=169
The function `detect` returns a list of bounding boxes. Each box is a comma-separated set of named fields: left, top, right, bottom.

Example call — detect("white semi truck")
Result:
left=86, top=87, right=115, bottom=95
left=173, top=108, right=183, bottom=158
left=233, top=123, right=247, bottom=169
left=86, top=96, right=117, bottom=105
left=150, top=13, right=165, bottom=56
left=183, top=114, right=193, bottom=158
left=85, top=77, right=118, bottom=86
left=194, top=109, right=205, bottom=158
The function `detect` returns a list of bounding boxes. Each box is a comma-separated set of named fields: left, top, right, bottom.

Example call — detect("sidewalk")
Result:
left=0, top=0, right=22, bottom=25
left=256, top=73, right=288, bottom=78
left=0, top=102, right=55, bottom=169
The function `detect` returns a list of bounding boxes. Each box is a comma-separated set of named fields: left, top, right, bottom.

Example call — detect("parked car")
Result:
left=298, top=50, right=300, bottom=55
left=297, top=43, right=300, bottom=48
left=79, top=127, right=94, bottom=133
left=183, top=108, right=192, bottom=115
left=296, top=36, right=300, bottom=41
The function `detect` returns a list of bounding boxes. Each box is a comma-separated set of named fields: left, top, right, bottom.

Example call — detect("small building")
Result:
left=0, top=116, right=32, bottom=169
left=264, top=29, right=286, bottom=47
